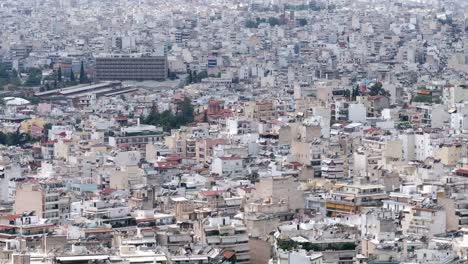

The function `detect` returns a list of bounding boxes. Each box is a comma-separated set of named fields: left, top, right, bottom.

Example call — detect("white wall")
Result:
left=349, top=103, right=367, bottom=122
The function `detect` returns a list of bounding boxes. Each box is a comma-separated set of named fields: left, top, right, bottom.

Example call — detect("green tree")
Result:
left=186, top=69, right=193, bottom=84
left=0, top=64, right=22, bottom=88
left=142, top=98, right=195, bottom=131
left=24, top=68, right=42, bottom=87
left=343, top=89, right=351, bottom=99
left=297, top=18, right=308, bottom=26
left=193, top=70, right=208, bottom=83
left=0, top=64, right=17, bottom=87
left=177, top=97, right=195, bottom=124
left=0, top=64, right=9, bottom=80
left=245, top=20, right=258, bottom=28
left=57, top=66, right=62, bottom=82
left=368, top=82, right=390, bottom=97
left=412, top=94, right=432, bottom=103
left=0, top=131, right=40, bottom=146
left=351, top=85, right=361, bottom=100
left=79, top=61, right=87, bottom=83
left=70, top=68, right=75, bottom=82
left=268, top=17, right=281, bottom=26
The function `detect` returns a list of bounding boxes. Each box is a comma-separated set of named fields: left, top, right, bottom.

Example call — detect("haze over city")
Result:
left=0, top=0, right=468, bottom=263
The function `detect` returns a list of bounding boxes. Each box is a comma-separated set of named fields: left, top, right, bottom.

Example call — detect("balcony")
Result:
left=0, top=229, right=17, bottom=235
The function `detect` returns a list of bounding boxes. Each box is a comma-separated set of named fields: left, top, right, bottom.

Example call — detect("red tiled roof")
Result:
left=223, top=250, right=236, bottom=259
left=289, top=162, right=303, bottom=166
left=166, top=155, right=182, bottom=162
left=364, top=127, right=379, bottom=133
left=209, top=100, right=224, bottom=106
left=114, top=116, right=128, bottom=121
left=455, top=169, right=468, bottom=175
left=42, top=140, right=57, bottom=146
left=101, top=188, right=117, bottom=195
left=0, top=214, right=22, bottom=221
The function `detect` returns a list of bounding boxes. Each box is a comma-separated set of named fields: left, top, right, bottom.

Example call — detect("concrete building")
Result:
left=326, top=184, right=387, bottom=216
left=195, top=217, right=250, bottom=264
left=95, top=54, right=167, bottom=81
left=211, top=156, right=244, bottom=177
left=13, top=182, right=70, bottom=225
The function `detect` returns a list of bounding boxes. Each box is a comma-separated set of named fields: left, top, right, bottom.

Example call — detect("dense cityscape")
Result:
left=0, top=0, right=468, bottom=263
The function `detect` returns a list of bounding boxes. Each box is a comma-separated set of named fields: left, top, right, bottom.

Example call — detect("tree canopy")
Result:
left=0, top=64, right=21, bottom=88
left=142, top=97, right=195, bottom=131
left=24, top=68, right=42, bottom=87
left=186, top=70, right=208, bottom=84
left=245, top=17, right=286, bottom=28
left=368, top=82, right=390, bottom=97
left=412, top=94, right=432, bottom=103
left=79, top=61, right=88, bottom=84
left=57, top=66, right=62, bottom=82
left=0, top=132, right=40, bottom=146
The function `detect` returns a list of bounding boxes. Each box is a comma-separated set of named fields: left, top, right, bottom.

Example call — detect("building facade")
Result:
left=96, top=54, right=168, bottom=81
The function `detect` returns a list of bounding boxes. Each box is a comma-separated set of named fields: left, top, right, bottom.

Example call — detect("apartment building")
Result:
left=326, top=184, right=388, bottom=216
left=195, top=217, right=250, bottom=264
left=13, top=182, right=70, bottom=225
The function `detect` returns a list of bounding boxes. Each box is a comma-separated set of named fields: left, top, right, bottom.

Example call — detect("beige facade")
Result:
left=54, top=140, right=72, bottom=161
left=434, top=144, right=462, bottom=166
left=14, top=184, right=44, bottom=217
left=249, top=238, right=271, bottom=264
left=165, top=129, right=196, bottom=158
left=195, top=138, right=227, bottom=163
left=110, top=166, right=144, bottom=190
left=244, top=100, right=276, bottom=121
left=244, top=215, right=280, bottom=239
left=253, top=176, right=304, bottom=211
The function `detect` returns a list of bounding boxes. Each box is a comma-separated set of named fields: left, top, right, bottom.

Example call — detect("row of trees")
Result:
left=24, top=68, right=42, bottom=86
left=284, top=2, right=323, bottom=11
left=1, top=60, right=89, bottom=91
left=367, top=82, right=390, bottom=96
left=186, top=70, right=208, bottom=84
left=297, top=18, right=308, bottom=27
left=284, top=2, right=335, bottom=11
left=277, top=239, right=356, bottom=252
left=57, top=61, right=88, bottom=84
left=412, top=94, right=434, bottom=103
left=41, top=61, right=89, bottom=91
left=0, top=132, right=40, bottom=146
left=245, top=17, right=287, bottom=28
left=0, top=64, right=21, bottom=89
left=343, top=82, right=390, bottom=100
left=141, top=97, right=195, bottom=131
left=0, top=65, right=45, bottom=89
